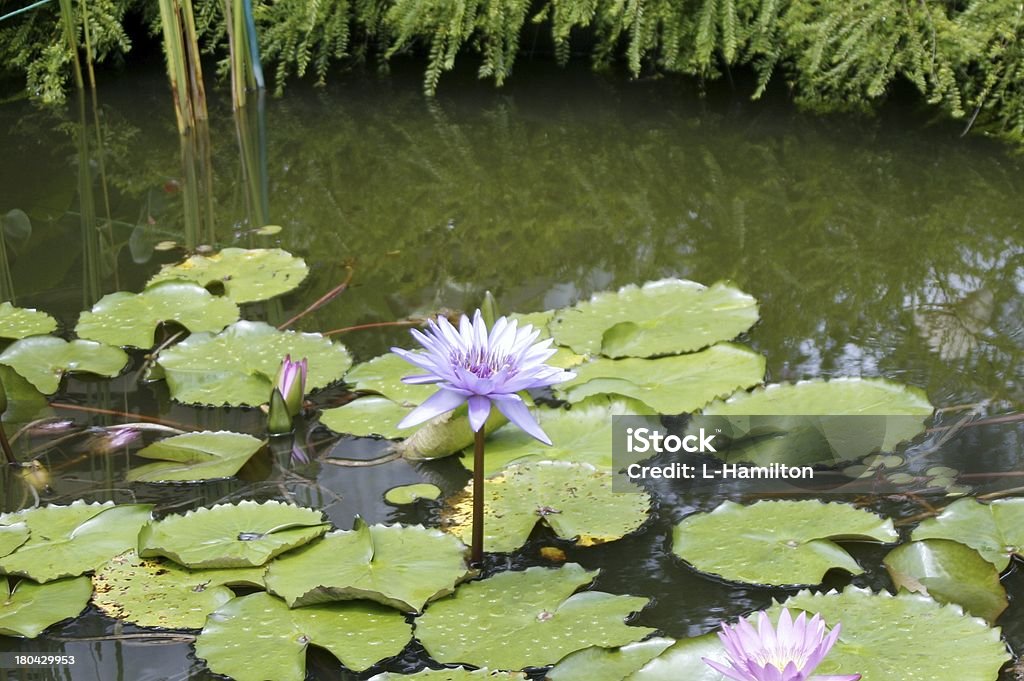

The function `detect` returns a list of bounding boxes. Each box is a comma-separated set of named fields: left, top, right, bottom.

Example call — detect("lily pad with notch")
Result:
left=0, top=337, right=129, bottom=394
left=126, top=431, right=266, bottom=483
left=138, top=500, right=329, bottom=568
left=0, top=576, right=93, bottom=638
left=195, top=592, right=411, bottom=680
left=264, top=518, right=470, bottom=611
left=416, top=563, right=654, bottom=670
left=441, top=461, right=651, bottom=553
left=320, top=396, right=411, bottom=439
left=344, top=352, right=438, bottom=406
left=671, top=500, right=897, bottom=586
left=550, top=280, right=759, bottom=358
left=147, top=247, right=309, bottom=303
left=75, top=281, right=240, bottom=349
left=911, top=497, right=1024, bottom=571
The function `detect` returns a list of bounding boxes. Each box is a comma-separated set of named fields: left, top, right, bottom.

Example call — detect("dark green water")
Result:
left=0, top=64, right=1022, bottom=680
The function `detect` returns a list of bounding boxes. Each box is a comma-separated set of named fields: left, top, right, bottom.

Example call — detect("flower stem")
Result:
left=471, top=428, right=485, bottom=566
left=0, top=421, right=15, bottom=465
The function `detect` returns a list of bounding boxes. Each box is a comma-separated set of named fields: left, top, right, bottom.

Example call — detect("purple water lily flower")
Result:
left=391, top=310, right=574, bottom=444
left=275, top=355, right=308, bottom=417
left=704, top=608, right=860, bottom=681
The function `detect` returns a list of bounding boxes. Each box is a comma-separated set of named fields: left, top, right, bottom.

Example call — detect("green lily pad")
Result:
left=0, top=522, right=29, bottom=558
left=92, top=550, right=265, bottom=629
left=147, top=247, right=309, bottom=303
left=76, top=281, right=240, bottom=349
left=127, top=431, right=266, bottom=483
left=912, top=497, right=1024, bottom=571
left=0, top=302, right=57, bottom=339
left=345, top=353, right=437, bottom=406
left=556, top=344, right=765, bottom=414
left=0, top=502, right=153, bottom=582
left=384, top=483, right=442, bottom=505
left=417, top=563, right=654, bottom=670
left=196, top=592, right=411, bottom=679
left=0, top=365, right=50, bottom=425
left=0, top=337, right=129, bottom=394
left=465, top=395, right=654, bottom=476
left=265, top=519, right=469, bottom=611
left=624, top=633, right=728, bottom=681
left=442, top=462, right=651, bottom=553
left=139, top=500, right=329, bottom=568
left=547, top=637, right=676, bottom=681
left=156, top=321, right=352, bottom=406
left=368, top=669, right=526, bottom=680
left=550, top=280, right=759, bottom=358
left=320, top=396, right=411, bottom=439
left=671, top=500, right=897, bottom=586
left=884, top=539, right=1008, bottom=623
left=509, top=311, right=587, bottom=369
left=0, top=576, right=93, bottom=638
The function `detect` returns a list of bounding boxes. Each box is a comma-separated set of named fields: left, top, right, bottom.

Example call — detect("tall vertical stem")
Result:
left=78, top=0, right=98, bottom=89
left=471, top=428, right=486, bottom=566
left=57, top=0, right=84, bottom=90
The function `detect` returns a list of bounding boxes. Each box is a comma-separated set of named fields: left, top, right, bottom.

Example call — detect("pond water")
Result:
left=0, top=62, right=1022, bottom=680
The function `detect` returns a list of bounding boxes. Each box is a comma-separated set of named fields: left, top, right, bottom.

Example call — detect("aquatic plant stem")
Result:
left=0, top=422, right=16, bottom=465
left=48, top=403, right=196, bottom=431
left=277, top=265, right=354, bottom=330
left=472, top=428, right=485, bottom=566
left=323, top=319, right=424, bottom=336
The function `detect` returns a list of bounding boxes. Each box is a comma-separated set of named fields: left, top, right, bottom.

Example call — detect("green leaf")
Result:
left=346, top=352, right=439, bottom=406
left=139, top=500, right=329, bottom=568
left=547, top=637, right=676, bottom=681
left=0, top=302, right=57, bottom=340
left=884, top=539, right=1008, bottom=623
left=556, top=344, right=765, bottom=414
left=368, top=669, right=526, bottom=680
left=127, top=431, right=266, bottom=483
left=912, top=497, right=1024, bottom=571
left=195, top=592, right=411, bottom=679
left=671, top=500, right=897, bottom=586
left=464, top=396, right=654, bottom=476
left=0, top=337, right=129, bottom=394
left=0, top=576, right=93, bottom=638
left=320, top=396, right=411, bottom=439
left=75, top=281, right=240, bottom=349
left=0, top=365, right=50, bottom=425
left=92, top=550, right=265, bottom=629
left=156, top=321, right=352, bottom=406
left=147, top=247, right=309, bottom=303
left=265, top=520, right=469, bottom=611
left=0, top=502, right=153, bottom=582
left=416, top=563, right=654, bottom=670
left=550, top=280, right=759, bottom=358
left=442, top=462, right=651, bottom=553
left=384, top=483, right=442, bottom=505
left=0, top=522, right=29, bottom=558
left=624, top=633, right=728, bottom=681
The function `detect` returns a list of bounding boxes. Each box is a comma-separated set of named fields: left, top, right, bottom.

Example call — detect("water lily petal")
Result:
left=467, top=395, right=492, bottom=433
left=492, top=394, right=551, bottom=445
left=701, top=657, right=752, bottom=681
left=398, top=389, right=468, bottom=429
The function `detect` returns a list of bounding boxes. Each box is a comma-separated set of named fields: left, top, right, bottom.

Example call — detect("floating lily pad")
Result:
left=550, top=280, right=759, bottom=358
left=0, top=522, right=29, bottom=558
left=156, top=321, right=352, bottom=406
left=0, top=302, right=57, bottom=339
left=345, top=353, right=437, bottom=406
left=0, top=337, right=129, bottom=394
left=147, top=247, right=309, bottom=303
left=0, top=576, right=93, bottom=638
left=368, top=669, right=526, bottom=680
left=265, top=519, right=469, bottom=611
left=0, top=502, right=153, bottom=582
left=76, top=281, right=240, bottom=349
left=695, top=379, right=933, bottom=462
left=442, top=462, right=651, bottom=553
left=384, top=483, right=442, bottom=505
left=912, top=497, right=1024, bottom=571
left=0, top=365, right=50, bottom=425
left=884, top=539, right=1008, bottom=623
left=417, top=563, right=653, bottom=670
left=127, top=431, right=266, bottom=483
left=320, top=396, right=410, bottom=439
left=671, top=500, right=897, bottom=586
left=92, top=550, right=265, bottom=629
left=547, top=637, right=676, bottom=681
left=624, top=633, right=728, bottom=681
left=139, top=500, right=329, bottom=568
left=195, top=592, right=411, bottom=679
left=556, top=344, right=765, bottom=414
left=509, top=311, right=587, bottom=369
left=465, top=396, right=654, bottom=476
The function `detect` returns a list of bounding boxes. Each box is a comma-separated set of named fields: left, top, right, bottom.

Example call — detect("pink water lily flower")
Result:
left=274, top=355, right=308, bottom=417
left=391, top=310, right=574, bottom=444
left=704, top=608, right=860, bottom=681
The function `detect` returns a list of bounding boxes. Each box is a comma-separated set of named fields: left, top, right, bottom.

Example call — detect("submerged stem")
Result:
left=471, top=428, right=485, bottom=566
left=0, top=422, right=15, bottom=465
